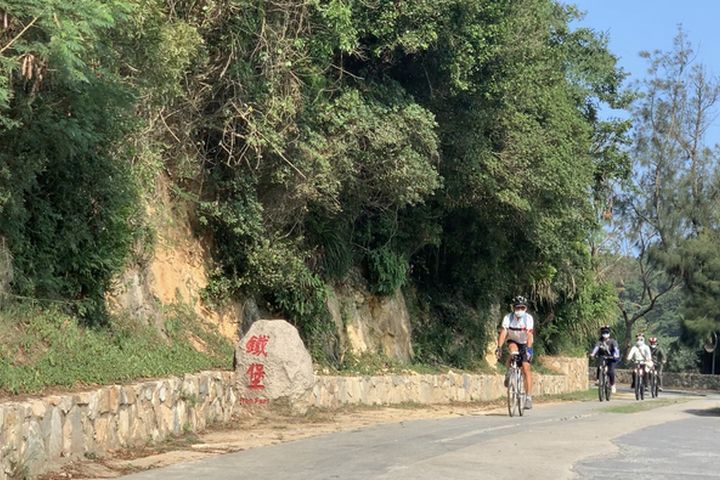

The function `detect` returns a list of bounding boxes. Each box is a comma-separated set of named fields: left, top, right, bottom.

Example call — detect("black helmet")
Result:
left=600, top=325, right=611, bottom=334
left=512, top=295, right=528, bottom=308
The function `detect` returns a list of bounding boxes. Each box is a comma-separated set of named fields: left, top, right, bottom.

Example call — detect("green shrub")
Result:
left=0, top=302, right=233, bottom=395
left=366, top=247, right=408, bottom=296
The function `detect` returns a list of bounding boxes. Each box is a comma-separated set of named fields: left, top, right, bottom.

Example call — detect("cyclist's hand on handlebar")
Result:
left=495, top=347, right=501, bottom=359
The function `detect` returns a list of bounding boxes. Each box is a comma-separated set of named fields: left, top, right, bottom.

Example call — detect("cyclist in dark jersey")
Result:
left=589, top=325, right=620, bottom=393
left=648, top=337, right=666, bottom=391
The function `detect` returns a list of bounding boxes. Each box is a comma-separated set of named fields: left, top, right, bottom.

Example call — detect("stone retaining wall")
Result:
left=302, top=357, right=587, bottom=408
left=0, top=372, right=237, bottom=480
left=598, top=368, right=720, bottom=390
left=0, top=357, right=586, bottom=479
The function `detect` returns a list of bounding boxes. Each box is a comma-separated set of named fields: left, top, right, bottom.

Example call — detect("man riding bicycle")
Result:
left=589, top=325, right=620, bottom=393
left=627, top=333, right=653, bottom=389
left=648, top=337, right=666, bottom=391
left=496, top=295, right=534, bottom=409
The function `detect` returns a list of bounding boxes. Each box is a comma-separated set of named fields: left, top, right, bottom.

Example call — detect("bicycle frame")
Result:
left=597, top=356, right=612, bottom=402
left=634, top=362, right=646, bottom=401
left=506, top=352, right=525, bottom=417
left=649, top=364, right=660, bottom=398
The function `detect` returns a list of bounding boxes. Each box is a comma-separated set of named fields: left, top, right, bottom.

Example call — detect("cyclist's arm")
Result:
left=526, top=315, right=534, bottom=348
left=497, top=314, right=509, bottom=348
left=626, top=346, right=636, bottom=361
left=590, top=344, right=599, bottom=357
left=497, top=327, right=507, bottom=348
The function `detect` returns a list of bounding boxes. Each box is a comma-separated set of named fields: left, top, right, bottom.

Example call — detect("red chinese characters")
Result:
left=246, top=363, right=266, bottom=390
left=245, top=335, right=269, bottom=357
left=245, top=334, right=271, bottom=391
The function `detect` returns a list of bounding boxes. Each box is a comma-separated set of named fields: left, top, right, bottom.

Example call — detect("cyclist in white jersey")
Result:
left=496, top=295, right=534, bottom=409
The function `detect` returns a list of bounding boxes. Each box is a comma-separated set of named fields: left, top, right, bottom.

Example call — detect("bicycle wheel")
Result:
left=507, top=370, right=516, bottom=417
left=651, top=371, right=659, bottom=398
left=517, top=370, right=525, bottom=416
left=598, top=368, right=606, bottom=402
left=604, top=372, right=612, bottom=401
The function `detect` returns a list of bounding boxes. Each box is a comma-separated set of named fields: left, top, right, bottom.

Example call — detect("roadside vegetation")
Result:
left=600, top=398, right=689, bottom=414
left=0, top=303, right=233, bottom=396
left=0, top=1, right=719, bottom=394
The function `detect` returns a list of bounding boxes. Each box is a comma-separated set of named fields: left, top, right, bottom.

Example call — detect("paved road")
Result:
left=122, top=390, right=719, bottom=480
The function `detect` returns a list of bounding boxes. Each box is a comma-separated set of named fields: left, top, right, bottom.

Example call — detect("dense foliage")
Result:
left=0, top=0, right=633, bottom=368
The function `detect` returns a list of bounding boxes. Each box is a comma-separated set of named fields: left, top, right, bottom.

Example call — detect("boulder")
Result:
left=234, top=320, right=314, bottom=403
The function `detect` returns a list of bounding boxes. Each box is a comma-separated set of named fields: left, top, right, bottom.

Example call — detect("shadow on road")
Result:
left=684, top=407, right=720, bottom=417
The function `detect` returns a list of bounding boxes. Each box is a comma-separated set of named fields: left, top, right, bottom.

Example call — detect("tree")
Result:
left=617, top=29, right=720, bottom=352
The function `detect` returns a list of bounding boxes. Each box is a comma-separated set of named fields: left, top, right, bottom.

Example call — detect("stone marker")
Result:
left=234, top=319, right=314, bottom=405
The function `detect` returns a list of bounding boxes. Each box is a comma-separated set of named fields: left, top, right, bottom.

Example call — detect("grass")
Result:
left=600, top=398, right=689, bottom=414
left=0, top=302, right=234, bottom=396
left=537, top=387, right=598, bottom=403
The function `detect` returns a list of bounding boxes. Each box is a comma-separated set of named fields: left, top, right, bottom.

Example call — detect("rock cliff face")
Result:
left=107, top=177, right=415, bottom=362
left=327, top=282, right=413, bottom=363
left=106, top=177, right=241, bottom=342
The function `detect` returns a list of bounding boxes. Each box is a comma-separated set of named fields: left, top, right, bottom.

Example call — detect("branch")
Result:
left=629, top=276, right=677, bottom=323
left=0, top=14, right=41, bottom=55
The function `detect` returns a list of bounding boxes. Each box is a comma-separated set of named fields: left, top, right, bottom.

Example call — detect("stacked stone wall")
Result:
left=593, top=368, right=720, bottom=390
left=0, top=357, right=586, bottom=479
left=0, top=372, right=236, bottom=479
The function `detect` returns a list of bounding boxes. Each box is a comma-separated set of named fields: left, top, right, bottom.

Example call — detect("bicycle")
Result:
left=596, top=356, right=613, bottom=402
left=506, top=351, right=526, bottom=417
left=633, top=361, right=647, bottom=401
left=649, top=364, right=660, bottom=398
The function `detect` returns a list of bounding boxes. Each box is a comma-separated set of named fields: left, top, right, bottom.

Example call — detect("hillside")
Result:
left=0, top=0, right=633, bottom=394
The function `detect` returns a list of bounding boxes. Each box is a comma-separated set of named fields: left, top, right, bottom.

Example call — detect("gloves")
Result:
left=495, top=347, right=501, bottom=359
left=526, top=347, right=534, bottom=362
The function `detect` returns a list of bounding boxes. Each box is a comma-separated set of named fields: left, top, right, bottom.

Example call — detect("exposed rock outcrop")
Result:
left=327, top=282, right=413, bottom=363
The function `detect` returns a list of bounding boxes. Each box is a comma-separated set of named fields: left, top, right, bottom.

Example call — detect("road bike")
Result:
left=633, top=361, right=647, bottom=401
left=506, top=351, right=526, bottom=417
left=649, top=364, right=660, bottom=398
left=596, top=356, right=613, bottom=402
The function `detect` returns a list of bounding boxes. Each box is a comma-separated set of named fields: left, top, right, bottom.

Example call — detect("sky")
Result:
left=567, top=0, right=720, bottom=144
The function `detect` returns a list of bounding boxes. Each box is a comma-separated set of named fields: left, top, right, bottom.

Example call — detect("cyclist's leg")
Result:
left=519, top=344, right=532, bottom=396
left=658, top=363, right=664, bottom=390
left=506, top=340, right=519, bottom=357
left=505, top=341, right=519, bottom=387
left=607, top=360, right=616, bottom=386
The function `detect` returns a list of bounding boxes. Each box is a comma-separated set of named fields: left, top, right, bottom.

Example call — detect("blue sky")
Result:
left=567, top=0, right=720, bottom=144
left=568, top=0, right=720, bottom=82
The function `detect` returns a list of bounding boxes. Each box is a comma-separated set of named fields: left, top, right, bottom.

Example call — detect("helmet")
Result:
left=600, top=325, right=611, bottom=334
left=636, top=333, right=645, bottom=342
left=649, top=336, right=658, bottom=345
left=512, top=295, right=528, bottom=308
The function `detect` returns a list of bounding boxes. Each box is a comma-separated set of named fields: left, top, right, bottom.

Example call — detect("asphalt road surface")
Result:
left=122, top=389, right=720, bottom=480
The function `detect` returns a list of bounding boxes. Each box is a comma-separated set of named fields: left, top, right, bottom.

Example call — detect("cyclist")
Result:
left=648, top=337, right=666, bottom=391
left=627, top=333, right=653, bottom=389
left=496, top=295, right=534, bottom=409
left=589, top=325, right=620, bottom=393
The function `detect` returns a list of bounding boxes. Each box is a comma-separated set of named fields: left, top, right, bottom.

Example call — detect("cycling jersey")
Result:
left=650, top=346, right=665, bottom=364
left=627, top=343, right=653, bottom=366
left=501, top=312, right=534, bottom=345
